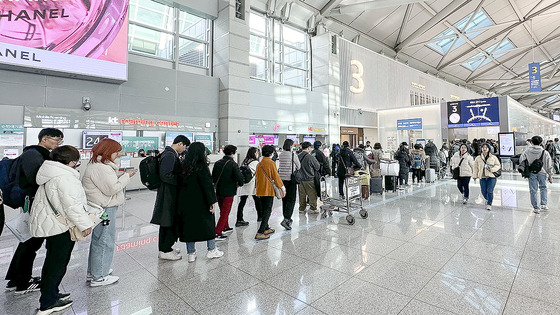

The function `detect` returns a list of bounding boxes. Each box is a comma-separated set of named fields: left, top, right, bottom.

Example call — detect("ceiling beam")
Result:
left=395, top=0, right=473, bottom=52
left=473, top=78, right=558, bottom=84
left=330, top=0, right=425, bottom=15
left=319, top=0, right=344, bottom=16
left=509, top=90, right=560, bottom=97
left=438, top=1, right=560, bottom=70
left=396, top=4, right=414, bottom=47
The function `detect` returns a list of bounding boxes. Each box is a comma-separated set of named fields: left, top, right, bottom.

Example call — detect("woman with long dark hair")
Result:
left=178, top=142, right=223, bottom=262
left=236, top=147, right=262, bottom=226
left=473, top=143, right=501, bottom=211
left=450, top=144, right=475, bottom=204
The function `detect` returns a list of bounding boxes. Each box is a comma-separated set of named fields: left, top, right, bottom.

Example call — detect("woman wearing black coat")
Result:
left=336, top=141, right=361, bottom=198
left=394, top=142, right=411, bottom=186
left=178, top=142, right=224, bottom=263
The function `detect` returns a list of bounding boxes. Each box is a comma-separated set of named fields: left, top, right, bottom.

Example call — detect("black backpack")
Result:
left=239, top=164, right=253, bottom=184
left=139, top=155, right=162, bottom=190
left=0, top=157, right=27, bottom=208
left=529, top=151, right=546, bottom=174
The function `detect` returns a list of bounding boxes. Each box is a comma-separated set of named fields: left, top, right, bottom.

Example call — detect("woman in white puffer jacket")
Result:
left=81, top=138, right=136, bottom=287
left=30, top=146, right=93, bottom=315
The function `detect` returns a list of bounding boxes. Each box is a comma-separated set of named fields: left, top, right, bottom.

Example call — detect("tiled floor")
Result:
left=2, top=173, right=560, bottom=314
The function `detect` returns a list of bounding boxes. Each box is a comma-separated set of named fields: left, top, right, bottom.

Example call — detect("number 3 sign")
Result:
left=350, top=60, right=364, bottom=94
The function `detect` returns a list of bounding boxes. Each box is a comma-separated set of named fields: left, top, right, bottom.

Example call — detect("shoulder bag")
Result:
left=45, top=193, right=100, bottom=242
left=339, top=152, right=355, bottom=176
left=213, top=160, right=231, bottom=191
left=452, top=158, right=464, bottom=180
left=260, top=164, right=285, bottom=199
left=291, top=152, right=305, bottom=184
left=483, top=154, right=501, bottom=178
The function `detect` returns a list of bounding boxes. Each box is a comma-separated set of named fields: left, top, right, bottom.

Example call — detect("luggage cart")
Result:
left=319, top=176, right=368, bottom=225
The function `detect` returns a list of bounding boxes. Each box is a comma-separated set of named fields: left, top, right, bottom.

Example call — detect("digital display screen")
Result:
left=286, top=135, right=299, bottom=145
left=0, top=0, right=128, bottom=81
left=165, top=132, right=193, bottom=147
left=82, top=130, right=123, bottom=149
left=498, top=132, right=515, bottom=157
left=302, top=135, right=315, bottom=143
left=448, top=97, right=499, bottom=128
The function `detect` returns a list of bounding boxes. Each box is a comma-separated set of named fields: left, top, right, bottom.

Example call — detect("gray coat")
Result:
left=298, top=151, right=320, bottom=182
left=520, top=145, right=554, bottom=177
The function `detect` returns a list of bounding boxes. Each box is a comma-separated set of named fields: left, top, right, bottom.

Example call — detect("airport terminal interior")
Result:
left=2, top=0, right=560, bottom=314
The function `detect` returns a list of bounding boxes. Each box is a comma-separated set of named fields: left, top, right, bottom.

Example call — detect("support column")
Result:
left=214, top=0, right=251, bottom=153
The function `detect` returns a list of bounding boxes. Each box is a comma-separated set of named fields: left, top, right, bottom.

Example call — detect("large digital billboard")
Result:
left=447, top=97, right=499, bottom=128
left=0, top=0, right=128, bottom=82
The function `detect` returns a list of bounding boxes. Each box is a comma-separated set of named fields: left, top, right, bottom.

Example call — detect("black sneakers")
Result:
left=235, top=221, right=249, bottom=227
left=37, top=299, right=73, bottom=315
left=15, top=277, right=42, bottom=295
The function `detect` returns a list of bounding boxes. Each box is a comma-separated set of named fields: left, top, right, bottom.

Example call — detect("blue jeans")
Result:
left=529, top=173, right=548, bottom=209
left=88, top=206, right=117, bottom=280
left=479, top=178, right=497, bottom=205
left=186, top=240, right=216, bottom=254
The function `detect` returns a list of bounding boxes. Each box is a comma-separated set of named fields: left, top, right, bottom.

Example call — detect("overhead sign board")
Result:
left=397, top=118, right=422, bottom=130
left=529, top=62, right=542, bottom=92
left=447, top=97, right=500, bottom=128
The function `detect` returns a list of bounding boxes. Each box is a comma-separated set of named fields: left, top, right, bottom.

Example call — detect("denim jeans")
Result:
left=88, top=206, right=117, bottom=280
left=529, top=172, right=548, bottom=209
left=457, top=177, right=471, bottom=198
left=186, top=240, right=216, bottom=254
left=479, top=178, right=497, bottom=205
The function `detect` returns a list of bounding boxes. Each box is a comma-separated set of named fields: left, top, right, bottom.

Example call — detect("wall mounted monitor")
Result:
left=0, top=0, right=129, bottom=82
left=302, top=135, right=315, bottom=143
left=165, top=132, right=193, bottom=147
left=82, top=130, right=123, bottom=149
left=498, top=132, right=515, bottom=157
left=448, top=97, right=499, bottom=128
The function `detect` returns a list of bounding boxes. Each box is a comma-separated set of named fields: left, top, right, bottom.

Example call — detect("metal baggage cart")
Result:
left=319, top=176, right=368, bottom=225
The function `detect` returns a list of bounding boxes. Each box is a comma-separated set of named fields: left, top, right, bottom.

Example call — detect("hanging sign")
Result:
left=529, top=62, right=542, bottom=92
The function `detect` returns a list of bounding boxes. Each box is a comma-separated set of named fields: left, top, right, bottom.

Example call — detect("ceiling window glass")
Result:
left=462, top=39, right=516, bottom=71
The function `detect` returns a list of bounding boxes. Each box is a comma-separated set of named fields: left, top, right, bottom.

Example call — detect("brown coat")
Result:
left=255, top=157, right=284, bottom=197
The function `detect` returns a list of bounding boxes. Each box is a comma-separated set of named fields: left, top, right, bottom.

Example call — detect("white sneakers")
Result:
left=86, top=269, right=113, bottom=282
left=158, top=251, right=182, bottom=261
left=90, top=275, right=119, bottom=287
left=206, top=248, right=224, bottom=259
left=462, top=197, right=468, bottom=204
left=486, top=205, right=492, bottom=211
left=541, top=205, right=549, bottom=211
left=187, top=252, right=197, bottom=263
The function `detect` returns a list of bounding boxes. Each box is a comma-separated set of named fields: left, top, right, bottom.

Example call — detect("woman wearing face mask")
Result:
left=473, top=143, right=501, bottom=211
left=451, top=144, right=475, bottom=204
left=82, top=139, right=136, bottom=287
left=394, top=142, right=411, bottom=187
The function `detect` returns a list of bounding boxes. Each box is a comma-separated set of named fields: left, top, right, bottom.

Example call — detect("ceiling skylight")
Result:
left=427, top=10, right=494, bottom=55
left=462, top=39, right=516, bottom=71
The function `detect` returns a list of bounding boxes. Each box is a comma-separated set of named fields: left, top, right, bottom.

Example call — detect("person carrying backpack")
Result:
left=473, top=143, right=501, bottom=211
left=236, top=147, right=261, bottom=227
left=519, top=136, right=554, bottom=214
left=150, top=135, right=189, bottom=261
left=5, top=128, right=63, bottom=295
left=410, top=144, right=426, bottom=184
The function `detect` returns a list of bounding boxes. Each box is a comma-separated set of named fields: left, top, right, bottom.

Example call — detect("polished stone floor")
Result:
left=2, top=173, right=560, bottom=314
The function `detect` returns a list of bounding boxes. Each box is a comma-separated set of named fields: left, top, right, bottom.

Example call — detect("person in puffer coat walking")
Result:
left=29, top=146, right=94, bottom=315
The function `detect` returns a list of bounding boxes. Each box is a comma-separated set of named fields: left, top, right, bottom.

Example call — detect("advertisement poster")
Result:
left=121, top=137, right=158, bottom=153
left=256, top=135, right=278, bottom=148
left=397, top=118, right=422, bottom=130
left=286, top=135, right=299, bottom=145
left=302, top=135, right=316, bottom=144
left=194, top=133, right=213, bottom=151
left=0, top=124, right=24, bottom=146
left=498, top=133, right=515, bottom=157
left=165, top=132, right=193, bottom=147
left=0, top=0, right=129, bottom=81
left=82, top=130, right=123, bottom=149
left=448, top=97, right=499, bottom=128
left=3, top=148, right=19, bottom=159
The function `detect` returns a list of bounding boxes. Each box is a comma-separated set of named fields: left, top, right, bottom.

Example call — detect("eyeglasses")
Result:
left=47, top=137, right=64, bottom=144
left=72, top=160, right=81, bottom=168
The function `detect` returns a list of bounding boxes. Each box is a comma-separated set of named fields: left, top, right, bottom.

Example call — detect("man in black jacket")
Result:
left=5, top=128, right=63, bottom=294
left=311, top=141, right=331, bottom=197
left=151, top=135, right=189, bottom=261
left=298, top=142, right=321, bottom=213
left=212, top=145, right=244, bottom=240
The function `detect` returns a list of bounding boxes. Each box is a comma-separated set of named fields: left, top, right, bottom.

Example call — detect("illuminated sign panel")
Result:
left=447, top=97, right=500, bottom=128
left=0, top=0, right=128, bottom=82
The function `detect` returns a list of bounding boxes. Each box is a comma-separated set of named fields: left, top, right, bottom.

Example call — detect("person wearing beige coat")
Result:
left=450, top=144, right=475, bottom=204
left=473, top=143, right=501, bottom=211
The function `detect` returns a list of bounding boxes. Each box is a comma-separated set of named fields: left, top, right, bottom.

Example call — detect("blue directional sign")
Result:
left=448, top=97, right=500, bottom=128
left=397, top=118, right=423, bottom=130
left=529, top=62, right=542, bottom=92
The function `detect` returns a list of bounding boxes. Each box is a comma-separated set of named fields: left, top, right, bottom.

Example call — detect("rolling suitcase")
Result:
left=370, top=177, right=383, bottom=195
left=384, top=175, right=398, bottom=192
left=425, top=168, right=436, bottom=183
left=361, top=185, right=370, bottom=199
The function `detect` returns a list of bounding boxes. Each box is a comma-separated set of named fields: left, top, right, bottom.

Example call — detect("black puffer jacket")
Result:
left=394, top=147, right=411, bottom=177
left=336, top=147, right=361, bottom=177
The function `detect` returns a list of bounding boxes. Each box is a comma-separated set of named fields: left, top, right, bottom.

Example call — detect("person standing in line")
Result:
left=30, top=146, right=94, bottom=315
left=212, top=145, right=245, bottom=240
left=451, top=144, right=475, bottom=204
left=278, top=139, right=301, bottom=230
left=519, top=136, right=554, bottom=214
left=5, top=128, right=64, bottom=294
left=311, top=140, right=331, bottom=198
left=297, top=142, right=321, bottom=214
left=149, top=135, right=189, bottom=261
left=336, top=141, right=361, bottom=198
left=410, top=144, right=426, bottom=184
left=254, top=145, right=285, bottom=240
left=177, top=142, right=224, bottom=262
left=82, top=139, right=136, bottom=286
left=236, top=147, right=261, bottom=227
left=473, top=143, right=501, bottom=211
left=330, top=144, right=340, bottom=177
left=553, top=138, right=560, bottom=174
left=394, top=142, right=410, bottom=187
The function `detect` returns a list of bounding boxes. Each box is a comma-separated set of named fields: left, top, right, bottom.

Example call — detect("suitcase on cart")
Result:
left=425, top=168, right=436, bottom=183
left=384, top=175, right=398, bottom=192
left=370, top=177, right=383, bottom=194
left=361, top=185, right=369, bottom=199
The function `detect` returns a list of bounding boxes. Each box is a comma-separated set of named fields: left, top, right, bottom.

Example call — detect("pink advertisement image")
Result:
left=0, top=0, right=128, bottom=81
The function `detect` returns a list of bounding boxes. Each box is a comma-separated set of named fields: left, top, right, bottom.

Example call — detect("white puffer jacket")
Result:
left=238, top=160, right=258, bottom=196
left=29, top=161, right=94, bottom=237
left=450, top=152, right=475, bottom=177
left=82, top=158, right=130, bottom=208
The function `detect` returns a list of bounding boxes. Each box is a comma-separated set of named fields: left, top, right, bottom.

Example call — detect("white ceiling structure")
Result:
left=254, top=0, right=560, bottom=112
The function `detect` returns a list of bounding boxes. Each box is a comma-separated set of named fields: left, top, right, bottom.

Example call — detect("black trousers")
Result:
left=331, top=162, right=338, bottom=177
left=237, top=195, right=262, bottom=221
left=398, top=172, right=409, bottom=185
left=5, top=236, right=45, bottom=287
left=281, top=180, right=298, bottom=220
left=338, top=177, right=345, bottom=196
left=412, top=169, right=423, bottom=183
left=457, top=176, right=471, bottom=198
left=257, top=196, right=274, bottom=234
left=158, top=226, right=177, bottom=253
left=40, top=231, right=74, bottom=310
left=0, top=204, right=4, bottom=237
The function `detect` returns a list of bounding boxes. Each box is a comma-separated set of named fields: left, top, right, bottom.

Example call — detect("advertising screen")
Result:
left=286, top=135, right=299, bottom=145
left=302, top=135, right=315, bottom=143
left=498, top=133, right=515, bottom=157
left=82, top=130, right=123, bottom=149
left=448, top=97, right=499, bottom=128
left=165, top=132, right=193, bottom=147
left=0, top=0, right=128, bottom=82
